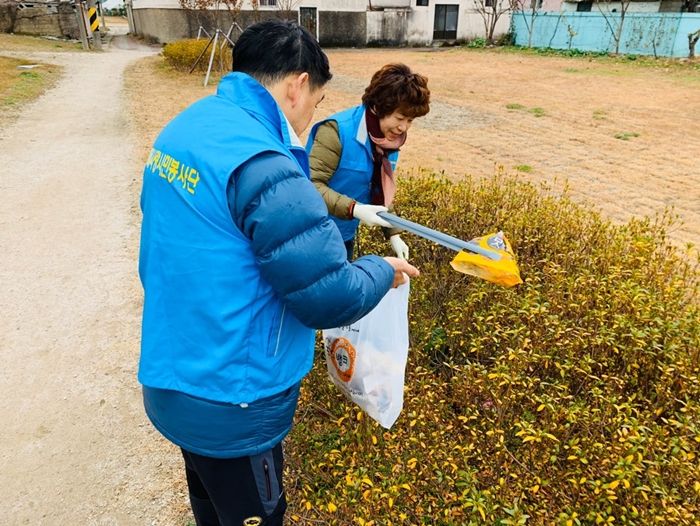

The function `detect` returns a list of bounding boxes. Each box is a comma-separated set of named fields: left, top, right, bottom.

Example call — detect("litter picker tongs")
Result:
left=378, top=212, right=501, bottom=260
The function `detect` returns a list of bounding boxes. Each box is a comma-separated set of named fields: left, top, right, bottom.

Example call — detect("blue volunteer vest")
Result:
left=306, top=105, right=399, bottom=241
left=138, top=73, right=315, bottom=405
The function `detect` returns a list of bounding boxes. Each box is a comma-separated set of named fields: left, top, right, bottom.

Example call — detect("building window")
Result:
left=576, top=1, right=592, bottom=11
left=416, top=0, right=429, bottom=6
left=433, top=4, right=458, bottom=40
left=260, top=0, right=277, bottom=6
left=485, top=0, right=494, bottom=6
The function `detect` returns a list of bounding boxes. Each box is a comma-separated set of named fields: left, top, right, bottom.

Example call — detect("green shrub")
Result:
left=467, top=37, right=487, bottom=49
left=286, top=171, right=700, bottom=525
left=496, top=32, right=515, bottom=47
left=162, top=38, right=232, bottom=72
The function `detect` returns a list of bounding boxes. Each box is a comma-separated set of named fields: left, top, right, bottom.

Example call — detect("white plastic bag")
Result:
left=323, top=281, right=410, bottom=429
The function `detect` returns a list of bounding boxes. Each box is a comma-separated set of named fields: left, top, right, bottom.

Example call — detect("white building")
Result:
left=128, top=0, right=512, bottom=45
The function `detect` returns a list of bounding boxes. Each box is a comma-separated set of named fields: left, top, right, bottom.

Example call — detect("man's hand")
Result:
left=383, top=256, right=420, bottom=288
left=353, top=203, right=392, bottom=228
left=390, top=234, right=409, bottom=260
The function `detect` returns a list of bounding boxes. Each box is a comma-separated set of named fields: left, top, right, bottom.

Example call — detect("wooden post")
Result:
left=98, top=0, right=107, bottom=32
left=74, top=0, right=90, bottom=50
left=204, top=30, right=219, bottom=87
left=126, top=0, right=136, bottom=35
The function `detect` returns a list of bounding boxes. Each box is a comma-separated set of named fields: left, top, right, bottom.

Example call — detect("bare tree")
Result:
left=474, top=0, right=515, bottom=44
left=513, top=0, right=542, bottom=48
left=277, top=0, right=300, bottom=21
left=595, top=0, right=632, bottom=55
left=181, top=0, right=242, bottom=33
left=179, top=0, right=214, bottom=31
left=220, top=0, right=243, bottom=20
left=250, top=0, right=261, bottom=22
left=690, top=28, right=700, bottom=59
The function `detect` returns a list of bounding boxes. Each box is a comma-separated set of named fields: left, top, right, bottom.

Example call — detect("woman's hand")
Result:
left=389, top=234, right=409, bottom=260
left=352, top=203, right=392, bottom=228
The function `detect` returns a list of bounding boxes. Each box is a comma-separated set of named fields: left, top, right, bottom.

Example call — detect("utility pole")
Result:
left=98, top=0, right=107, bottom=32
left=87, top=0, right=103, bottom=50
left=74, top=0, right=90, bottom=50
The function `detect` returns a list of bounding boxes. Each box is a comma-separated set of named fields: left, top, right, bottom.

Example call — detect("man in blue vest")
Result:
left=138, top=21, right=419, bottom=526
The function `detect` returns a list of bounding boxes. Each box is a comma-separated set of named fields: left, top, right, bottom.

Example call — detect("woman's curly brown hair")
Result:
left=361, top=63, right=430, bottom=119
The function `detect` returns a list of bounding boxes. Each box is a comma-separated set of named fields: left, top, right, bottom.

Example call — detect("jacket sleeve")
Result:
left=228, top=151, right=395, bottom=329
left=309, top=121, right=355, bottom=220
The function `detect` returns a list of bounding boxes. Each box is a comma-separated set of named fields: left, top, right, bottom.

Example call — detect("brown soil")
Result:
left=129, top=48, right=700, bottom=249
left=320, top=49, right=700, bottom=249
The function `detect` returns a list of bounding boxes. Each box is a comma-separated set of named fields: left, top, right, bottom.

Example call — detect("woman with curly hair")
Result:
left=307, top=63, right=430, bottom=260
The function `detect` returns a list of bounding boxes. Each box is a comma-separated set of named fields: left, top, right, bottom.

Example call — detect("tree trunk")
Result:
left=489, top=11, right=497, bottom=43
left=690, top=29, right=700, bottom=59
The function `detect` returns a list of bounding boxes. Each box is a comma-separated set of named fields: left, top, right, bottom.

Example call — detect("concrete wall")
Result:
left=561, top=0, right=662, bottom=12
left=0, top=1, right=80, bottom=38
left=0, top=3, right=17, bottom=33
left=658, top=0, right=685, bottom=11
left=132, top=8, right=283, bottom=41
left=367, top=7, right=408, bottom=45
left=319, top=11, right=366, bottom=45
left=296, top=0, right=367, bottom=11
left=404, top=1, right=511, bottom=44
left=455, top=11, right=511, bottom=41
left=131, top=0, right=513, bottom=45
left=513, top=11, right=700, bottom=56
left=133, top=0, right=366, bottom=10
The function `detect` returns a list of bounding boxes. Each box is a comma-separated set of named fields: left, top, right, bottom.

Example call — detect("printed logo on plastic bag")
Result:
left=330, top=337, right=356, bottom=382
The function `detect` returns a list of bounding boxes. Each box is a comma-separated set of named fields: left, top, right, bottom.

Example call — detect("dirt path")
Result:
left=0, top=32, right=187, bottom=525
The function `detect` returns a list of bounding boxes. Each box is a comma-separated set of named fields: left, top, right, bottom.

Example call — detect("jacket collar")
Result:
left=354, top=106, right=373, bottom=157
left=217, top=72, right=300, bottom=152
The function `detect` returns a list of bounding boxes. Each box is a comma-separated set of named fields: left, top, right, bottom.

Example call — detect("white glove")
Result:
left=390, top=234, right=409, bottom=260
left=352, top=203, right=391, bottom=228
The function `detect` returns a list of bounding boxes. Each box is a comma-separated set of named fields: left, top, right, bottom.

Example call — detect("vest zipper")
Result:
left=263, top=458, right=272, bottom=501
left=273, top=305, right=286, bottom=357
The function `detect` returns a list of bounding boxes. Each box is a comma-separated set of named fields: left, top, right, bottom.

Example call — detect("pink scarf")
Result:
left=367, top=113, right=406, bottom=207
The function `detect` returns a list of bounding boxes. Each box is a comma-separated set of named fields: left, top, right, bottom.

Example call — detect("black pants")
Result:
left=181, top=443, right=286, bottom=526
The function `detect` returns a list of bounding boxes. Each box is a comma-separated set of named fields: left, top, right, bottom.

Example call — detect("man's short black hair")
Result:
left=232, top=21, right=332, bottom=90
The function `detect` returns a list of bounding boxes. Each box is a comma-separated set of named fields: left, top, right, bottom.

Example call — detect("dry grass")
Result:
left=125, top=48, right=700, bottom=249
left=0, top=56, right=62, bottom=127
left=0, top=33, right=83, bottom=53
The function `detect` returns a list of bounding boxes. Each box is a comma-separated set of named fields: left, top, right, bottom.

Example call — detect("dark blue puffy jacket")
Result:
left=139, top=73, right=394, bottom=457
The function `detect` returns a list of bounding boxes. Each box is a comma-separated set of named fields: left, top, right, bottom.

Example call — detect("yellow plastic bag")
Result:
left=450, top=232, right=523, bottom=287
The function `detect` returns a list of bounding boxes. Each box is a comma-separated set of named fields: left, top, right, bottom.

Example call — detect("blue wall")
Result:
left=513, top=12, right=700, bottom=58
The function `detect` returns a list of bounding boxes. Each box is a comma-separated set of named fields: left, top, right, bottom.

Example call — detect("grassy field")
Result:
left=0, top=34, right=73, bottom=126
left=0, top=56, right=62, bottom=127
left=0, top=33, right=84, bottom=53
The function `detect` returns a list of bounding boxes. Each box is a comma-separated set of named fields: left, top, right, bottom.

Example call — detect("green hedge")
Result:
left=286, top=171, right=700, bottom=525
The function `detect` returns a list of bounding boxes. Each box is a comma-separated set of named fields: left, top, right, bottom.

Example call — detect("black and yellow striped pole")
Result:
left=87, top=0, right=102, bottom=50
left=88, top=6, right=98, bottom=32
